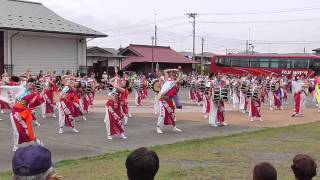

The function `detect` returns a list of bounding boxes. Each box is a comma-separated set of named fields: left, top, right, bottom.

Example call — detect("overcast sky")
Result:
left=37, top=0, right=320, bottom=54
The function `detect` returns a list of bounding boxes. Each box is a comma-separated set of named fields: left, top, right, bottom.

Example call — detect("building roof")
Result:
left=120, top=44, right=198, bottom=69
left=87, top=46, right=125, bottom=58
left=0, top=0, right=107, bottom=37
left=312, top=48, right=320, bottom=52
left=179, top=51, right=214, bottom=59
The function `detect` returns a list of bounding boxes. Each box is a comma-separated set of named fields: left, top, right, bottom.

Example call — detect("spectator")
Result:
left=126, top=147, right=159, bottom=180
left=12, top=145, right=62, bottom=180
left=291, top=154, right=317, bottom=180
left=253, top=162, right=277, bottom=180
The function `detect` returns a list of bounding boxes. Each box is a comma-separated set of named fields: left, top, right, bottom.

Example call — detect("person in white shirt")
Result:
left=291, top=75, right=306, bottom=117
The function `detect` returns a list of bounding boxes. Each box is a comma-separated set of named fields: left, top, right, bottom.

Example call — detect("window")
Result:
left=293, top=59, right=309, bottom=69
left=270, top=58, right=279, bottom=68
left=216, top=57, right=225, bottom=67
left=224, top=58, right=231, bottom=67
left=279, top=59, right=292, bottom=68
left=231, top=58, right=249, bottom=67
left=250, top=58, right=260, bottom=68
left=259, top=58, right=270, bottom=68
left=310, top=59, right=320, bottom=70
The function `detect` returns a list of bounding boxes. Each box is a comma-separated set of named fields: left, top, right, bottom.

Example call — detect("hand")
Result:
left=51, top=173, right=63, bottom=180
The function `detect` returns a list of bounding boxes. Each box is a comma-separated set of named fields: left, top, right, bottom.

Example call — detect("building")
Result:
left=179, top=51, right=213, bottom=65
left=120, top=44, right=198, bottom=75
left=86, top=46, right=125, bottom=77
left=0, top=0, right=106, bottom=75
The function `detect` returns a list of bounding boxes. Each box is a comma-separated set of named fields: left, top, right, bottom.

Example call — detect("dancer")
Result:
left=250, top=82, right=262, bottom=122
left=104, top=70, right=127, bottom=140
left=208, top=74, right=228, bottom=127
left=156, top=69, right=182, bottom=134
left=41, top=81, right=56, bottom=118
left=58, top=78, right=80, bottom=134
left=1, top=78, right=44, bottom=151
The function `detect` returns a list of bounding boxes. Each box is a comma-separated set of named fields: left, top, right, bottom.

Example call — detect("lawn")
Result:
left=1, top=122, right=320, bottom=180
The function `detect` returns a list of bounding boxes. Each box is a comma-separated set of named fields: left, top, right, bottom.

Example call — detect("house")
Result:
left=179, top=51, right=213, bottom=65
left=119, top=44, right=198, bottom=75
left=86, top=46, right=125, bottom=77
left=0, top=0, right=106, bottom=75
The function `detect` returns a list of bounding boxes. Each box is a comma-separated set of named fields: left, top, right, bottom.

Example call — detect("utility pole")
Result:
left=187, top=12, right=197, bottom=72
left=246, top=40, right=249, bottom=54
left=154, top=12, right=158, bottom=46
left=201, top=38, right=204, bottom=74
left=151, top=36, right=155, bottom=73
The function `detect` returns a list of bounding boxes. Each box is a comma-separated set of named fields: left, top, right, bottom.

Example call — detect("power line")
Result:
left=199, top=6, right=320, bottom=16
left=104, top=16, right=185, bottom=32
left=198, top=17, right=320, bottom=24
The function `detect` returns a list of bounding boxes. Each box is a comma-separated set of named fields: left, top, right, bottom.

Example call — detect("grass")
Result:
left=1, top=122, right=320, bottom=180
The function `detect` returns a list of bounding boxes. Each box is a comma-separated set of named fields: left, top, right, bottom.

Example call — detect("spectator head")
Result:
left=12, top=145, right=56, bottom=180
left=253, top=162, right=277, bottom=180
left=117, top=70, right=124, bottom=78
left=126, top=147, right=159, bottom=180
left=291, top=154, right=317, bottom=180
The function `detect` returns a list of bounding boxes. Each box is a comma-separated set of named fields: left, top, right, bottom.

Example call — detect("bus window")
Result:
left=216, top=57, right=225, bottom=67
left=310, top=59, right=320, bottom=74
left=270, top=59, right=279, bottom=68
left=293, top=59, right=308, bottom=68
left=250, top=58, right=260, bottom=68
left=225, top=58, right=231, bottom=67
left=231, top=58, right=249, bottom=67
left=259, top=58, right=269, bottom=68
left=279, top=59, right=292, bottom=68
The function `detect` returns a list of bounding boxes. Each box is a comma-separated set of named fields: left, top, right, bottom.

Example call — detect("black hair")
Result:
left=117, top=70, right=124, bottom=78
left=126, top=147, right=159, bottom=180
left=209, top=72, right=214, bottom=79
left=27, top=78, right=36, bottom=84
left=253, top=162, right=277, bottom=180
left=291, top=154, right=317, bottom=180
left=11, top=76, right=20, bottom=83
left=80, top=73, right=86, bottom=78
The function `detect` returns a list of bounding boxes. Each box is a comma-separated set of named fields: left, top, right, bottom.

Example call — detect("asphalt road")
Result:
left=0, top=110, right=255, bottom=171
left=0, top=88, right=316, bottom=171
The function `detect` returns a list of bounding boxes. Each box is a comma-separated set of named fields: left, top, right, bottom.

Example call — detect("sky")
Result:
left=36, top=0, right=320, bottom=54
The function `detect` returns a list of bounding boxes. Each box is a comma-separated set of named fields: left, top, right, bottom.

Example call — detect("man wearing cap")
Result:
left=12, top=145, right=62, bottom=180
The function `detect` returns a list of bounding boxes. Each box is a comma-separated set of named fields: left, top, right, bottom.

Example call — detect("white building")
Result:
left=0, top=0, right=106, bottom=75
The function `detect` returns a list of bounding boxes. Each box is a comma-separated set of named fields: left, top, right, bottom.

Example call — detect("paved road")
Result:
left=0, top=88, right=316, bottom=171
left=0, top=110, right=256, bottom=171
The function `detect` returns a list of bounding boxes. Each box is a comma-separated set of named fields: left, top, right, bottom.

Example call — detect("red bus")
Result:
left=211, top=54, right=320, bottom=78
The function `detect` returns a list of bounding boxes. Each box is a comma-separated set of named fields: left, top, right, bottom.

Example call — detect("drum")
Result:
left=196, top=81, right=201, bottom=90
left=212, top=87, right=229, bottom=102
left=151, top=79, right=161, bottom=93
left=240, top=81, right=249, bottom=93
left=85, top=81, right=93, bottom=92
left=246, top=83, right=253, bottom=98
left=252, top=87, right=262, bottom=101
left=266, top=80, right=272, bottom=91
left=191, top=82, right=196, bottom=90
left=199, top=80, right=206, bottom=93
left=270, top=82, right=280, bottom=92
left=35, top=81, right=43, bottom=92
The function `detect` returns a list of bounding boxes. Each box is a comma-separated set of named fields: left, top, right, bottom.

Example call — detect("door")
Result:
left=12, top=35, right=77, bottom=74
left=0, top=31, right=4, bottom=75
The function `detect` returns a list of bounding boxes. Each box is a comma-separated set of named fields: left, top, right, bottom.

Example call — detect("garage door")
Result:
left=12, top=35, right=78, bottom=75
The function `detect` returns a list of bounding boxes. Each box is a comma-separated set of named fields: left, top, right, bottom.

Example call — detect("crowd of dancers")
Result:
left=187, top=73, right=320, bottom=125
left=1, top=68, right=320, bottom=152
